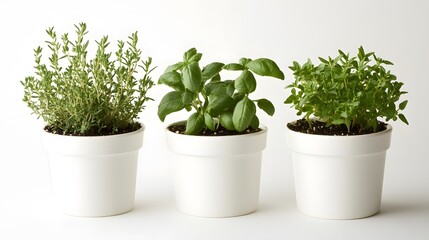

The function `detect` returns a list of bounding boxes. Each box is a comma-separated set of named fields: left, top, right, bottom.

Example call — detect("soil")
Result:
left=168, top=124, right=261, bottom=136
left=44, top=122, right=142, bottom=136
left=287, top=119, right=387, bottom=136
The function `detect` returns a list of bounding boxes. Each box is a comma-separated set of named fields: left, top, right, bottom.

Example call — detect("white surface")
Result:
left=1, top=0, right=428, bottom=239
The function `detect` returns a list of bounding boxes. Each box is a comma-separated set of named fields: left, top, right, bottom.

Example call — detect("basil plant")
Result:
left=158, top=48, right=284, bottom=135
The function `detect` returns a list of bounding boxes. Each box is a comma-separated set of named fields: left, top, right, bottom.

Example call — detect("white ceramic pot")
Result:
left=42, top=124, right=145, bottom=217
left=286, top=124, right=392, bottom=220
left=166, top=121, right=267, bottom=217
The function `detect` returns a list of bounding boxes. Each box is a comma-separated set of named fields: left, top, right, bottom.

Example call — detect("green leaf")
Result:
left=202, top=62, right=225, bottom=81
left=232, top=92, right=245, bottom=102
left=183, top=48, right=197, bottom=62
left=398, top=114, right=409, bottom=125
left=284, top=94, right=296, bottom=104
left=233, top=96, right=256, bottom=132
left=358, top=46, right=365, bottom=59
left=257, top=98, right=275, bottom=116
left=207, top=93, right=235, bottom=116
left=331, top=119, right=345, bottom=125
left=164, top=62, right=183, bottom=73
left=225, top=80, right=235, bottom=95
left=250, top=115, right=259, bottom=129
left=318, top=57, right=328, bottom=64
left=185, top=112, right=204, bottom=135
left=219, top=112, right=235, bottom=130
left=181, top=62, right=202, bottom=93
left=239, top=58, right=252, bottom=66
left=235, top=69, right=256, bottom=94
left=223, top=63, right=245, bottom=71
left=246, top=58, right=285, bottom=80
left=181, top=89, right=194, bottom=106
left=382, top=59, right=394, bottom=65
left=158, top=71, right=184, bottom=91
left=189, top=53, right=202, bottom=63
left=211, top=74, right=221, bottom=82
left=157, top=91, right=184, bottom=122
left=204, top=81, right=227, bottom=96
left=204, top=112, right=215, bottom=131
left=399, top=100, right=408, bottom=110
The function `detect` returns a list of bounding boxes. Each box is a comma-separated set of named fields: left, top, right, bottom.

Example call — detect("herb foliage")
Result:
left=285, top=47, right=408, bottom=133
left=158, top=48, right=284, bottom=135
left=22, top=23, right=155, bottom=135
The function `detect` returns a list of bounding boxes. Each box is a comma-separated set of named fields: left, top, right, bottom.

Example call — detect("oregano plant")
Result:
left=21, top=23, right=155, bottom=136
left=158, top=48, right=284, bottom=135
left=285, top=46, right=408, bottom=134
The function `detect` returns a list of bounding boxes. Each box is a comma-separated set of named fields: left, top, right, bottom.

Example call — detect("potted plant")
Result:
left=158, top=48, right=284, bottom=217
left=284, top=47, right=408, bottom=219
left=21, top=23, right=155, bottom=217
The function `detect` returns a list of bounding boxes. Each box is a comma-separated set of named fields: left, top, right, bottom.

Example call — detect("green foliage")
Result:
left=158, top=48, right=284, bottom=135
left=285, top=46, right=409, bottom=133
left=21, top=23, right=155, bottom=135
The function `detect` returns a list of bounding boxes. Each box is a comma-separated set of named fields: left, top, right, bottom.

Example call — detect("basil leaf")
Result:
left=185, top=112, right=204, bottom=135
left=239, top=57, right=252, bottom=66
left=181, top=62, right=202, bottom=93
left=202, top=62, right=225, bottom=81
left=235, top=69, right=256, bottom=94
left=207, top=93, right=235, bottom=116
left=164, top=62, right=183, bottom=73
left=183, top=48, right=197, bottom=62
left=223, top=63, right=245, bottom=71
left=158, top=71, right=184, bottom=91
left=250, top=115, right=259, bottom=129
left=189, top=53, right=202, bottom=63
left=211, top=74, right=221, bottom=82
left=204, top=82, right=227, bottom=96
left=246, top=58, right=285, bottom=80
left=224, top=80, right=235, bottom=96
left=204, top=112, right=215, bottom=131
left=257, top=98, right=275, bottom=116
left=233, top=96, right=256, bottom=132
left=219, top=112, right=235, bottom=130
left=182, top=89, right=194, bottom=106
left=157, top=91, right=184, bottom=121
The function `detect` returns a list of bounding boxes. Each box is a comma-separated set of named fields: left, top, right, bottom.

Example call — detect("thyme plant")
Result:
left=285, top=46, right=408, bottom=133
left=22, top=23, right=155, bottom=136
left=158, top=48, right=284, bottom=135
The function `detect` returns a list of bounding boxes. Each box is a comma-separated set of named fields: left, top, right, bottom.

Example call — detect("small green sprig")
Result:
left=158, top=48, right=284, bottom=135
left=22, top=23, right=155, bottom=135
left=285, top=46, right=408, bottom=133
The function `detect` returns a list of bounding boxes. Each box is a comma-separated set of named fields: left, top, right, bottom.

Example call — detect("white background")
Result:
left=1, top=0, right=428, bottom=239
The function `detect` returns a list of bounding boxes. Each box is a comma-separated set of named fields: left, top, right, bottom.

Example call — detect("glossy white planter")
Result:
left=42, top=125, right=144, bottom=217
left=286, top=124, right=392, bottom=219
left=166, top=122, right=267, bottom=217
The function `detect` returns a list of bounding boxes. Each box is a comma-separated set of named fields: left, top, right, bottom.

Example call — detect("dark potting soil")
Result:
left=168, top=124, right=261, bottom=136
left=287, top=119, right=387, bottom=136
left=44, top=122, right=142, bottom=136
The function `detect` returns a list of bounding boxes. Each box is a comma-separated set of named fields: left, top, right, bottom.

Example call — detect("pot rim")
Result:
left=286, top=121, right=392, bottom=156
left=165, top=121, right=268, bottom=156
left=42, top=122, right=145, bottom=155
left=165, top=120, right=267, bottom=139
left=42, top=122, right=145, bottom=139
left=286, top=120, right=392, bottom=138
